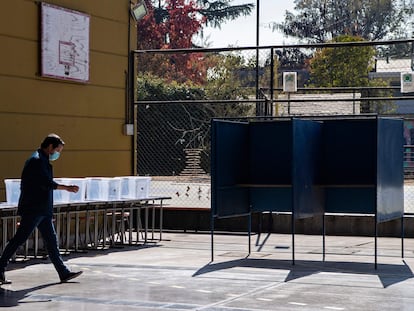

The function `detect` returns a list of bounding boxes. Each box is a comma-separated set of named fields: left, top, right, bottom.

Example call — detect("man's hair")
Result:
left=40, top=133, right=65, bottom=149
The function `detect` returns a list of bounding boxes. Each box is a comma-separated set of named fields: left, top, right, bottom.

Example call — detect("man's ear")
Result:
left=46, top=144, right=54, bottom=154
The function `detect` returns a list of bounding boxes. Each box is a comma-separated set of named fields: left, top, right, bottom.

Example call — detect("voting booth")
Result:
left=320, top=117, right=404, bottom=267
left=211, top=118, right=324, bottom=262
left=211, top=116, right=404, bottom=267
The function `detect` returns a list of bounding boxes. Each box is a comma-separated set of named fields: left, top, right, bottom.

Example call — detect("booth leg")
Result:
left=292, top=213, right=295, bottom=266
left=210, top=215, right=214, bottom=262
left=34, top=228, right=38, bottom=258
left=248, top=212, right=251, bottom=256
left=374, top=219, right=378, bottom=270
left=322, top=214, right=325, bottom=262
left=401, top=215, right=405, bottom=259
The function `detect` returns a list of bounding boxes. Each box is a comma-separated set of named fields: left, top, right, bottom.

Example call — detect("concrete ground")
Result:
left=1, top=231, right=414, bottom=310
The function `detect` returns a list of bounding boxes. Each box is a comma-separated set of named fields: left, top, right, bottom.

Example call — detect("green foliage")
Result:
left=309, top=35, right=375, bottom=87
left=137, top=73, right=206, bottom=101
left=204, top=52, right=252, bottom=99
left=309, top=35, right=396, bottom=114
left=360, top=79, right=397, bottom=114
left=136, top=72, right=254, bottom=175
left=137, top=69, right=254, bottom=117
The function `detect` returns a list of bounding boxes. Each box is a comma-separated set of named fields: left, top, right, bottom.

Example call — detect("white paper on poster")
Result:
left=41, top=3, right=90, bottom=83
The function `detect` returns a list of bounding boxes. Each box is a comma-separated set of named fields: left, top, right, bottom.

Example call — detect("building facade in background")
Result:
left=0, top=0, right=137, bottom=200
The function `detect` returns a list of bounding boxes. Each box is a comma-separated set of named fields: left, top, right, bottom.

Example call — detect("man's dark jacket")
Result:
left=17, top=149, right=58, bottom=216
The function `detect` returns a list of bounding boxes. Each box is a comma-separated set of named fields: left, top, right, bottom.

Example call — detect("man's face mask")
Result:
left=49, top=151, right=60, bottom=161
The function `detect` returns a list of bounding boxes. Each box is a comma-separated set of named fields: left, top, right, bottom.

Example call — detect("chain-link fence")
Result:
left=133, top=39, right=414, bottom=211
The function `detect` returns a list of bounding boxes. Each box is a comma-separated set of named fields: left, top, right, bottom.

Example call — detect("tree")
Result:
left=136, top=0, right=255, bottom=83
left=274, top=0, right=413, bottom=43
left=136, top=72, right=254, bottom=175
left=309, top=35, right=375, bottom=87
left=153, top=0, right=254, bottom=29
left=308, top=35, right=395, bottom=113
left=138, top=0, right=206, bottom=50
left=138, top=0, right=253, bottom=50
left=137, top=0, right=208, bottom=83
left=205, top=52, right=253, bottom=99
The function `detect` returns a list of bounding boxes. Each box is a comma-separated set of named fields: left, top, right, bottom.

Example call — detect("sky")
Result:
left=199, top=0, right=296, bottom=48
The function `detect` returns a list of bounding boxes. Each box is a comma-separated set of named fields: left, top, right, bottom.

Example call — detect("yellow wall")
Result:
left=0, top=0, right=137, bottom=200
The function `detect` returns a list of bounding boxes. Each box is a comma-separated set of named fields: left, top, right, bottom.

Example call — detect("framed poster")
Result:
left=41, top=2, right=90, bottom=83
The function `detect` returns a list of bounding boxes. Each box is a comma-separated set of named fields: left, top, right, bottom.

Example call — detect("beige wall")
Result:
left=0, top=0, right=137, bottom=200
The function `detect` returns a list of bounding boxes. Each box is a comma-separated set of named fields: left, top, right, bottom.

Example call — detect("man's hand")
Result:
left=65, top=185, right=79, bottom=193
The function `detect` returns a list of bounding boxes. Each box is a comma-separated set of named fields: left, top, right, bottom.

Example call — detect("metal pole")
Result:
left=255, top=0, right=260, bottom=102
left=270, top=48, right=274, bottom=116
left=352, top=90, right=356, bottom=114
left=288, top=92, right=291, bottom=115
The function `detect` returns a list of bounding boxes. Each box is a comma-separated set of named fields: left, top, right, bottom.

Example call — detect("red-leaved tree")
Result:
left=137, top=0, right=207, bottom=84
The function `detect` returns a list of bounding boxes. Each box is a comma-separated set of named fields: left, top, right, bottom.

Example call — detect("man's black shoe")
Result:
left=60, top=271, right=83, bottom=283
left=0, top=272, right=12, bottom=285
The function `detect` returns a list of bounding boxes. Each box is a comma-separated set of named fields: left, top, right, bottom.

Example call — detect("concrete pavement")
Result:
left=1, top=232, right=414, bottom=310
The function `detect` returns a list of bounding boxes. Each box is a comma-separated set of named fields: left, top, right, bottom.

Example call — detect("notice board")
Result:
left=40, top=3, right=90, bottom=83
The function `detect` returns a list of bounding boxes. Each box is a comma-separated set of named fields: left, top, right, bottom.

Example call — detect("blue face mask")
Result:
left=49, top=151, right=60, bottom=161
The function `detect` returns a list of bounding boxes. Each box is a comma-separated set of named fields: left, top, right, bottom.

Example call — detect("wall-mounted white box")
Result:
left=283, top=72, right=297, bottom=92
left=123, top=124, right=134, bottom=136
left=401, top=72, right=414, bottom=93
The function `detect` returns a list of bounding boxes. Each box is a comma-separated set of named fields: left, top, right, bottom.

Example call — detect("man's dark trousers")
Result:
left=0, top=214, right=70, bottom=278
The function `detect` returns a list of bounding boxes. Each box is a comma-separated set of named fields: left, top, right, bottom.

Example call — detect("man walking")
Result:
left=0, top=134, right=82, bottom=284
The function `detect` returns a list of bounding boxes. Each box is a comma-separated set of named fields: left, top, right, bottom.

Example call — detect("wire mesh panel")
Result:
left=136, top=101, right=257, bottom=208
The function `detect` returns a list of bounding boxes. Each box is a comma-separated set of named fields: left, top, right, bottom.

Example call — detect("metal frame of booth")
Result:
left=211, top=116, right=404, bottom=269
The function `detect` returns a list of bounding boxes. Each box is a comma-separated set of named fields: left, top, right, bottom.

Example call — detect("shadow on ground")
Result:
left=193, top=257, right=414, bottom=288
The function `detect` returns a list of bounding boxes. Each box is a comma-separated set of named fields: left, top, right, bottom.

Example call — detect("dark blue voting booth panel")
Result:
left=248, top=121, right=292, bottom=213
left=292, top=119, right=324, bottom=218
left=325, top=188, right=376, bottom=214
left=248, top=119, right=323, bottom=218
left=322, top=119, right=377, bottom=185
left=249, top=187, right=292, bottom=213
left=322, top=119, right=376, bottom=214
left=211, top=120, right=250, bottom=217
left=249, top=121, right=293, bottom=185
left=377, top=118, right=404, bottom=222
left=322, top=118, right=404, bottom=221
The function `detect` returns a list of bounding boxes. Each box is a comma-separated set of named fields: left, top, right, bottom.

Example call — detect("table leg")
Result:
left=66, top=211, right=71, bottom=253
